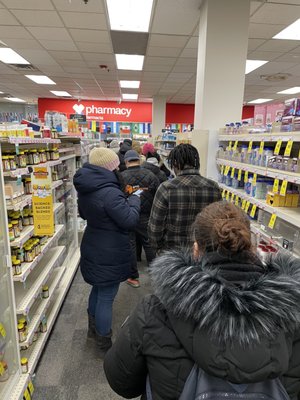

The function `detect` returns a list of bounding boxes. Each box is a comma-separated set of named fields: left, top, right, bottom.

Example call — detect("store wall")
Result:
left=0, top=102, right=38, bottom=122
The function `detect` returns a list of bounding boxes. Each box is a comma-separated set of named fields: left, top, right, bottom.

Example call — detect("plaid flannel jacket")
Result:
left=148, top=169, right=222, bottom=251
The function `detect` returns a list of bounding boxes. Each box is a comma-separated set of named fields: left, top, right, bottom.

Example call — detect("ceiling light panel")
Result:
left=278, top=87, right=300, bottom=94
left=122, top=93, right=138, bottom=99
left=4, top=97, right=25, bottom=102
left=273, top=18, right=300, bottom=40
left=116, top=54, right=144, bottom=70
left=120, top=80, right=140, bottom=88
left=0, top=48, right=30, bottom=64
left=248, top=98, right=273, bottom=104
left=245, top=60, right=268, bottom=74
left=106, top=0, right=153, bottom=32
left=50, top=90, right=71, bottom=97
left=26, top=75, right=56, bottom=85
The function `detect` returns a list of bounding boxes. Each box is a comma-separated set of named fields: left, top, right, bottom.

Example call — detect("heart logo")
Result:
left=73, top=103, right=85, bottom=114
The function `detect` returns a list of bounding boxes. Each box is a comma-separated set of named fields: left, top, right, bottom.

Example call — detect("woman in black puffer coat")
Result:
left=73, top=147, right=140, bottom=353
left=104, top=201, right=300, bottom=399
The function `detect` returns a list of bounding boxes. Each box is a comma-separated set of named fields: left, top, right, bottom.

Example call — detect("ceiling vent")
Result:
left=260, top=73, right=291, bottom=82
left=8, top=64, right=39, bottom=72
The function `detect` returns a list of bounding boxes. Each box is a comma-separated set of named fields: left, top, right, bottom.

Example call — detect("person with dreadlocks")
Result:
left=148, top=143, right=222, bottom=252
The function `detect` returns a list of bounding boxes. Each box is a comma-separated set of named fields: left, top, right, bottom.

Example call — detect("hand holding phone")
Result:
left=132, top=189, right=143, bottom=197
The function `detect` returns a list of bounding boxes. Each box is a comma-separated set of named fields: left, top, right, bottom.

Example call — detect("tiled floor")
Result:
left=33, top=260, right=151, bottom=400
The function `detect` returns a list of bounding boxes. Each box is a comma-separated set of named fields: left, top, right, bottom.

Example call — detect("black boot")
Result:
left=87, top=313, right=96, bottom=339
left=95, top=330, right=112, bottom=353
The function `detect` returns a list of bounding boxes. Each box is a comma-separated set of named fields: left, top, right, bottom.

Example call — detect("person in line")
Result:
left=104, top=201, right=300, bottom=399
left=142, top=143, right=167, bottom=184
left=121, top=149, right=160, bottom=288
left=142, top=142, right=171, bottom=179
left=118, top=138, right=132, bottom=171
left=73, top=147, right=140, bottom=353
left=148, top=143, right=222, bottom=253
left=109, top=139, right=119, bottom=153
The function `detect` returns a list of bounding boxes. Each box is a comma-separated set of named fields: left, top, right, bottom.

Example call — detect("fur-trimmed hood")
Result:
left=150, top=250, right=300, bottom=347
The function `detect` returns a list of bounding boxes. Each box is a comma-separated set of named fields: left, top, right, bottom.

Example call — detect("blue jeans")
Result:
left=88, top=283, right=120, bottom=336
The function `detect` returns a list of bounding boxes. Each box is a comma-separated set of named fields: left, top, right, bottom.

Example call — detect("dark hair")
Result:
left=168, top=143, right=200, bottom=170
left=193, top=201, right=252, bottom=254
left=146, top=151, right=161, bottom=162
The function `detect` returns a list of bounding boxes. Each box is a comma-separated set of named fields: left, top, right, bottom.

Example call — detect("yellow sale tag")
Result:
left=28, top=381, right=34, bottom=395
left=273, top=178, right=279, bottom=193
left=280, top=180, right=288, bottom=196
left=23, top=388, right=31, bottom=400
left=268, top=214, right=277, bottom=229
left=241, top=200, right=246, bottom=210
left=247, top=141, right=253, bottom=153
left=0, top=362, right=4, bottom=376
left=235, top=196, right=239, bottom=206
left=237, top=169, right=242, bottom=181
left=274, top=140, right=282, bottom=156
left=230, top=167, right=235, bottom=178
left=233, top=140, right=238, bottom=151
left=298, top=149, right=300, bottom=159
left=284, top=140, right=293, bottom=157
left=244, top=171, right=249, bottom=183
left=228, top=141, right=232, bottom=150
left=0, top=323, right=6, bottom=338
left=245, top=201, right=251, bottom=213
left=231, top=193, right=235, bottom=202
left=252, top=173, right=257, bottom=186
left=259, top=141, right=264, bottom=155
left=226, top=191, right=230, bottom=201
left=224, top=166, right=230, bottom=176
left=220, top=165, right=224, bottom=175
left=250, top=204, right=257, bottom=218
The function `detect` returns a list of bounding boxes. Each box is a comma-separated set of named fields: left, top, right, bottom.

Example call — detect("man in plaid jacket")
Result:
left=148, top=143, right=222, bottom=252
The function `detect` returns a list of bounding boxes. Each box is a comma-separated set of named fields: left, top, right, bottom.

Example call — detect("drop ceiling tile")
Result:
left=52, top=0, right=105, bottom=13
left=257, top=39, right=299, bottom=52
left=111, top=31, right=148, bottom=55
left=274, top=53, right=300, bottom=62
left=249, top=23, right=286, bottom=39
left=58, top=59, right=87, bottom=68
left=27, top=27, right=73, bottom=41
left=39, top=40, right=77, bottom=51
left=117, top=71, right=143, bottom=80
left=1, top=0, right=54, bottom=9
left=247, top=51, right=282, bottom=61
left=282, top=64, right=300, bottom=76
left=168, top=72, right=194, bottom=80
left=185, top=37, right=198, bottom=49
left=144, top=56, right=176, bottom=66
left=147, top=46, right=182, bottom=57
left=50, top=51, right=83, bottom=60
left=172, top=65, right=196, bottom=73
left=76, top=42, right=112, bottom=53
left=11, top=10, right=63, bottom=27
left=143, top=71, right=168, bottom=80
left=180, top=48, right=197, bottom=58
left=250, top=1, right=264, bottom=16
left=149, top=34, right=189, bottom=48
left=0, top=9, right=20, bottom=24
left=152, top=0, right=200, bottom=35
left=248, top=38, right=266, bottom=51
left=63, top=67, right=90, bottom=74
left=143, top=64, right=173, bottom=72
left=250, top=3, right=300, bottom=25
left=69, top=29, right=110, bottom=43
left=270, top=0, right=300, bottom=3
left=81, top=53, right=115, bottom=63
left=17, top=50, right=59, bottom=66
left=290, top=45, right=300, bottom=54
left=0, top=26, right=33, bottom=39
left=3, top=38, right=43, bottom=50
left=60, top=12, right=107, bottom=30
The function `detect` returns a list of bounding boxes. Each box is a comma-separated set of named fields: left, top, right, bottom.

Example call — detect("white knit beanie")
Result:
left=89, top=147, right=120, bottom=171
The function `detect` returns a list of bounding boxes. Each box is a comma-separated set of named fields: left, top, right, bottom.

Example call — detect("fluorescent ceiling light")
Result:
left=0, top=91, right=3, bottom=94
left=122, top=93, right=138, bottom=100
left=26, top=75, right=56, bottom=85
left=116, top=54, right=144, bottom=70
left=106, top=0, right=153, bottom=32
left=4, top=97, right=25, bottom=102
left=120, top=80, right=140, bottom=89
left=273, top=18, right=300, bottom=40
left=0, top=48, right=29, bottom=64
left=278, top=87, right=300, bottom=94
left=50, top=90, right=71, bottom=97
left=245, top=59, right=268, bottom=74
left=248, top=98, right=273, bottom=104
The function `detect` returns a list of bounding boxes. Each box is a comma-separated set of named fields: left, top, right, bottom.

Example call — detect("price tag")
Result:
left=250, top=204, right=257, bottom=218
left=252, top=173, right=257, bottom=186
left=241, top=199, right=246, bottom=210
left=230, top=167, right=235, bottom=178
left=226, top=191, right=230, bottom=201
left=274, top=140, right=282, bottom=156
left=273, top=178, right=279, bottom=193
left=28, top=381, right=35, bottom=395
left=284, top=140, right=293, bottom=157
left=224, top=165, right=230, bottom=176
left=222, top=189, right=226, bottom=199
left=0, top=362, right=4, bottom=376
left=247, top=141, right=253, bottom=153
left=244, top=171, right=249, bottom=183
left=231, top=193, right=235, bottom=202
left=259, top=141, right=264, bottom=155
left=280, top=180, right=288, bottom=196
left=268, top=213, right=277, bottom=229
left=220, top=165, right=224, bottom=175
left=23, top=388, right=31, bottom=400
left=233, top=140, right=238, bottom=151
left=245, top=201, right=251, bottom=213
left=237, top=169, right=242, bottom=181
left=228, top=141, right=232, bottom=150
left=235, top=196, right=239, bottom=206
left=0, top=323, right=6, bottom=338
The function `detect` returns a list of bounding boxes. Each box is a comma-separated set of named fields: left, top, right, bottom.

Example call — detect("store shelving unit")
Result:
left=0, top=137, right=79, bottom=400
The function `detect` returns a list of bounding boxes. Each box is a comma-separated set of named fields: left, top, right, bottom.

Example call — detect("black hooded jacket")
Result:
left=104, top=250, right=300, bottom=400
left=118, top=140, right=132, bottom=171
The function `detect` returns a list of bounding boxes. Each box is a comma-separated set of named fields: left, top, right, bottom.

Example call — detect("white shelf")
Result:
left=58, top=147, right=75, bottom=153
left=219, top=183, right=300, bottom=228
left=3, top=160, right=61, bottom=178
left=21, top=248, right=80, bottom=374
left=1, top=137, right=61, bottom=144
left=6, top=195, right=32, bottom=211
left=13, top=225, right=65, bottom=283
left=218, top=132, right=300, bottom=142
left=60, top=154, right=75, bottom=162
left=19, top=267, right=65, bottom=348
left=3, top=374, right=30, bottom=400
left=16, top=246, right=65, bottom=315
left=51, top=179, right=63, bottom=190
left=10, top=225, right=34, bottom=247
left=216, top=158, right=300, bottom=185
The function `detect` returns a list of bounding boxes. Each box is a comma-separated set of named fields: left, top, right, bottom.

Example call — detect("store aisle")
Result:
left=33, top=261, right=152, bottom=400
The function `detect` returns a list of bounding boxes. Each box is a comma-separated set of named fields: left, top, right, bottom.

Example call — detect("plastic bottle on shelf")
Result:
left=240, top=145, right=248, bottom=163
